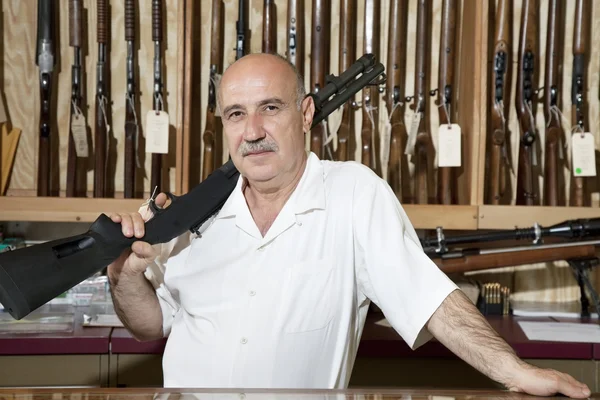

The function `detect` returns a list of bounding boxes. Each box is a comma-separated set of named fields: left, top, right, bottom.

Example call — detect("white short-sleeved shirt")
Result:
left=144, top=152, right=458, bottom=389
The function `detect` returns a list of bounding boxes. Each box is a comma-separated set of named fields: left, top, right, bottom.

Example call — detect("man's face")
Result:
left=218, top=57, right=313, bottom=183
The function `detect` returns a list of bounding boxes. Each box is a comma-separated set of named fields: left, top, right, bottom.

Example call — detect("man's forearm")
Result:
left=110, top=272, right=164, bottom=341
left=426, top=289, right=529, bottom=387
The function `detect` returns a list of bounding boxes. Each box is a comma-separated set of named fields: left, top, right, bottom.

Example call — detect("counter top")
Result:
left=0, top=387, right=596, bottom=399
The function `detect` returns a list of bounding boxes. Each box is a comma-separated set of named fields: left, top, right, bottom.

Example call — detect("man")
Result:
left=108, top=53, right=590, bottom=397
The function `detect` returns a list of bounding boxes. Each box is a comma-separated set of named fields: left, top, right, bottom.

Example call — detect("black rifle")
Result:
left=0, top=54, right=386, bottom=320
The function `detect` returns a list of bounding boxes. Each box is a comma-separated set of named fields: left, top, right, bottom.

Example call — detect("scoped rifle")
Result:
left=0, top=54, right=386, bottom=320
left=336, top=0, right=356, bottom=162
left=422, top=217, right=600, bottom=318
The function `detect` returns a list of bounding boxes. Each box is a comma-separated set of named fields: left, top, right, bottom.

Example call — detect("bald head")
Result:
left=217, top=53, right=306, bottom=113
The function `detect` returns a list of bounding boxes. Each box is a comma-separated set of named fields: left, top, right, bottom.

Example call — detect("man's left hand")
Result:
left=507, top=363, right=591, bottom=398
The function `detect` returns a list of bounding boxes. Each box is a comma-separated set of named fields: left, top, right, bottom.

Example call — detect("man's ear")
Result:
left=301, top=96, right=315, bottom=133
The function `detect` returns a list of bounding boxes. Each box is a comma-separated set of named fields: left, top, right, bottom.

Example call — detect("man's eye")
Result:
left=228, top=111, right=243, bottom=119
left=264, top=105, right=279, bottom=112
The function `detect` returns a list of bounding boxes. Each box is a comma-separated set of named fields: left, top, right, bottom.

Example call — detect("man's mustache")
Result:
left=238, top=139, right=279, bottom=156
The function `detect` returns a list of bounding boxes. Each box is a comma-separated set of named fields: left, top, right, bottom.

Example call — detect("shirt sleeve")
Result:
left=353, top=177, right=459, bottom=350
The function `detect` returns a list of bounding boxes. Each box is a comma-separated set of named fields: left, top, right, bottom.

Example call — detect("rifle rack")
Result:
left=0, top=0, right=598, bottom=231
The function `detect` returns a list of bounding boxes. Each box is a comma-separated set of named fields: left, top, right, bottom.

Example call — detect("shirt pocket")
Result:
left=279, top=258, right=336, bottom=333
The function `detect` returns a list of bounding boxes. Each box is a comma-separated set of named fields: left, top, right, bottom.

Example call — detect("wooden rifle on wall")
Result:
left=124, top=0, right=139, bottom=198
left=435, top=0, right=457, bottom=205
left=309, top=0, right=331, bottom=160
left=202, top=0, right=224, bottom=182
left=286, top=0, right=304, bottom=76
left=36, top=0, right=57, bottom=197
left=514, top=0, right=537, bottom=206
left=262, top=0, right=276, bottom=53
left=385, top=0, right=408, bottom=199
left=542, top=0, right=564, bottom=206
left=570, top=0, right=590, bottom=207
left=94, top=0, right=109, bottom=198
left=409, top=0, right=431, bottom=204
left=487, top=0, right=511, bottom=205
left=360, top=0, right=381, bottom=175
left=66, top=0, right=85, bottom=198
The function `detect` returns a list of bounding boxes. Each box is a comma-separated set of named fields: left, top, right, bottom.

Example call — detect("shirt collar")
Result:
left=216, top=152, right=326, bottom=220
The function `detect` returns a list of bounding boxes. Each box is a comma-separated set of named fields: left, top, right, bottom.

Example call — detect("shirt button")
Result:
left=240, top=337, right=248, bottom=344
left=249, top=290, right=256, bottom=296
left=239, top=394, right=246, bottom=400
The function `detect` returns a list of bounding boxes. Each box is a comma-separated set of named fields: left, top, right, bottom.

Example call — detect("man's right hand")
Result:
left=106, top=193, right=168, bottom=285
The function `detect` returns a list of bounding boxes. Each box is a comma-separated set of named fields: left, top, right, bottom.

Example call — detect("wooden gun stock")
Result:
left=570, top=0, right=589, bottom=207
left=433, top=243, right=597, bottom=275
left=336, top=0, right=356, bottom=162
left=487, top=0, right=511, bottom=205
left=94, top=0, right=109, bottom=198
left=262, top=0, right=276, bottom=53
left=286, top=0, right=304, bottom=76
left=202, top=0, right=223, bottom=181
left=543, top=0, right=563, bottom=206
left=309, top=0, right=330, bottom=160
left=436, top=0, right=457, bottom=205
left=412, top=0, right=430, bottom=204
left=514, top=0, right=537, bottom=206
left=360, top=0, right=381, bottom=174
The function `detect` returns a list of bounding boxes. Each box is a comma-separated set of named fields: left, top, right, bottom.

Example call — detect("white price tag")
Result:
left=71, top=114, right=88, bottom=157
left=572, top=132, right=596, bottom=177
left=438, top=124, right=461, bottom=167
left=145, top=111, right=170, bottom=154
left=405, top=112, right=421, bottom=155
left=381, top=120, right=392, bottom=165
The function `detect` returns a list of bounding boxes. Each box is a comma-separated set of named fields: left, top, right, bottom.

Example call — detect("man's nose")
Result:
left=243, top=114, right=267, bottom=142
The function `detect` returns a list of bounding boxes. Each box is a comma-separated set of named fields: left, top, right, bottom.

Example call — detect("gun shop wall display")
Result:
left=482, top=0, right=600, bottom=209
left=187, top=0, right=482, bottom=208
left=0, top=0, right=599, bottom=230
left=1, top=0, right=180, bottom=200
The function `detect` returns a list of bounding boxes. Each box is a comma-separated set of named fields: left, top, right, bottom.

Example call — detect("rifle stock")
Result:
left=262, top=0, right=276, bottom=53
left=514, top=0, right=537, bottom=206
left=487, top=0, right=511, bottom=205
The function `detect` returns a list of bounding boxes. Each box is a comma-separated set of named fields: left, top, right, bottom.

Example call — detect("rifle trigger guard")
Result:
left=149, top=192, right=179, bottom=216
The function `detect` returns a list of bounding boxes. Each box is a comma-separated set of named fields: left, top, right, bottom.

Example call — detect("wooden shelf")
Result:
left=402, top=205, right=479, bottom=230
left=0, top=197, right=144, bottom=223
left=478, top=205, right=600, bottom=230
